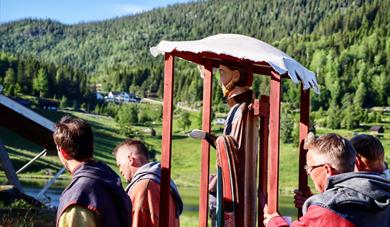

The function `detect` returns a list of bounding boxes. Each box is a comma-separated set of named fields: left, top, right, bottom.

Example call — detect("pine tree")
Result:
left=3, top=68, right=16, bottom=95
left=33, top=68, right=49, bottom=97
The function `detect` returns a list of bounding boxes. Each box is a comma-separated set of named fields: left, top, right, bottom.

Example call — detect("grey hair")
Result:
left=305, top=133, right=356, bottom=173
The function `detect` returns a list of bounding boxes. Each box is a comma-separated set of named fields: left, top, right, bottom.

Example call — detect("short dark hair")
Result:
left=351, top=134, right=384, bottom=162
left=113, top=139, right=149, bottom=161
left=53, top=116, right=94, bottom=161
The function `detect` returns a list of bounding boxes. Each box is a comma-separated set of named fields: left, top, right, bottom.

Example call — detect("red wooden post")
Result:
left=267, top=71, right=282, bottom=213
left=198, top=60, right=213, bottom=227
left=258, top=95, right=269, bottom=227
left=160, top=53, right=174, bottom=227
left=298, top=85, right=310, bottom=217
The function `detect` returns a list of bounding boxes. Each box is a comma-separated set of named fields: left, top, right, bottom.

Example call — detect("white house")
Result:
left=106, top=91, right=139, bottom=103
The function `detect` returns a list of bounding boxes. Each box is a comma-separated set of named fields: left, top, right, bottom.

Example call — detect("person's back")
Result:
left=58, top=160, right=131, bottom=227
left=54, top=116, right=131, bottom=227
left=126, top=162, right=181, bottom=227
left=351, top=134, right=389, bottom=180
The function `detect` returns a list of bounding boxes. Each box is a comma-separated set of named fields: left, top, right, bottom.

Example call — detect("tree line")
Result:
left=0, top=0, right=389, bottom=136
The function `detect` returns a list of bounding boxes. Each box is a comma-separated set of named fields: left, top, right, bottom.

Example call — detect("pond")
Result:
left=24, top=186, right=62, bottom=208
left=23, top=185, right=297, bottom=222
left=22, top=184, right=201, bottom=214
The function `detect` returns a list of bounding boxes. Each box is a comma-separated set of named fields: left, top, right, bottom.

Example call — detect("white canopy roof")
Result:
left=150, top=34, right=319, bottom=94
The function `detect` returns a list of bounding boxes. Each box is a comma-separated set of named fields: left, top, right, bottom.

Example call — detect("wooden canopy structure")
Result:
left=0, top=94, right=56, bottom=155
left=0, top=94, right=57, bottom=191
left=150, top=34, right=319, bottom=227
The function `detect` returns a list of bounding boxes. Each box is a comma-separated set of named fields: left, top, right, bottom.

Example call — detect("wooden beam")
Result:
left=267, top=71, right=282, bottom=213
left=0, top=139, right=23, bottom=192
left=298, top=85, right=310, bottom=217
left=243, top=68, right=258, bottom=227
left=159, top=53, right=174, bottom=227
left=258, top=95, right=269, bottom=227
left=198, top=60, right=213, bottom=227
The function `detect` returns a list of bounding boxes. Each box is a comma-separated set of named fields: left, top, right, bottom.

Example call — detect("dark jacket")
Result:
left=57, top=160, right=132, bottom=227
left=268, top=172, right=390, bottom=227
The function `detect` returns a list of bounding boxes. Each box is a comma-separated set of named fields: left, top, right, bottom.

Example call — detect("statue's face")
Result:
left=219, top=65, right=234, bottom=87
left=219, top=65, right=239, bottom=97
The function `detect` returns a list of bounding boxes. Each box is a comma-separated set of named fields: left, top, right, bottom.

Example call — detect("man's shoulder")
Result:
left=296, top=205, right=355, bottom=227
left=130, top=179, right=160, bottom=193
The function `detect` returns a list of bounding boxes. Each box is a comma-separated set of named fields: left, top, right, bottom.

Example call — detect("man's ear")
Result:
left=59, top=147, right=70, bottom=160
left=324, top=164, right=337, bottom=176
left=127, top=153, right=135, bottom=166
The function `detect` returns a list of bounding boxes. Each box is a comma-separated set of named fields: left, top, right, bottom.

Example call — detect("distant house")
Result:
left=106, top=91, right=140, bottom=103
left=369, top=125, right=385, bottom=134
left=38, top=98, right=59, bottom=111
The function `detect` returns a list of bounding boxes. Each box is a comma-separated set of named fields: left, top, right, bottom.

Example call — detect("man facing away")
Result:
left=113, top=139, right=183, bottom=227
left=54, top=116, right=132, bottom=227
left=264, top=133, right=390, bottom=227
left=351, top=134, right=390, bottom=180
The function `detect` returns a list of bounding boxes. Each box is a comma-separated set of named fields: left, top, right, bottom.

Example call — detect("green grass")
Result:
left=1, top=107, right=389, bottom=225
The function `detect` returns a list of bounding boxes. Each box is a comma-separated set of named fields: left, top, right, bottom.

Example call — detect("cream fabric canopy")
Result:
left=150, top=33, right=319, bottom=94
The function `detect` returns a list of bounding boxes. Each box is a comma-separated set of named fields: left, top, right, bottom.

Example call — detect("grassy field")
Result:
left=1, top=106, right=389, bottom=226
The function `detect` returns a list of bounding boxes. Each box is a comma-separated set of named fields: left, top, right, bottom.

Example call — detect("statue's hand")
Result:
left=189, top=129, right=206, bottom=139
left=189, top=129, right=216, bottom=149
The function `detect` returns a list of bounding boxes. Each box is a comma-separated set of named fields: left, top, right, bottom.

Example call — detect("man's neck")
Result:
left=67, top=159, right=93, bottom=175
left=67, top=160, right=83, bottom=174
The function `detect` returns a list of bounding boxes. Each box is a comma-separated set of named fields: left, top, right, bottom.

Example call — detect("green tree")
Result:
left=326, top=102, right=341, bottom=129
left=60, top=95, right=70, bottom=108
left=280, top=104, right=294, bottom=144
left=353, top=82, right=366, bottom=107
left=3, top=68, right=16, bottom=95
left=33, top=68, right=49, bottom=97
left=178, top=111, right=191, bottom=132
left=116, top=104, right=139, bottom=136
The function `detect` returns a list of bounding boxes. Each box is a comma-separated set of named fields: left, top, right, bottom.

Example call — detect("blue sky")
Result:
left=0, top=0, right=192, bottom=24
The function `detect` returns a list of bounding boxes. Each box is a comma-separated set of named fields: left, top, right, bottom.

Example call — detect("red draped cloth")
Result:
left=216, top=93, right=258, bottom=227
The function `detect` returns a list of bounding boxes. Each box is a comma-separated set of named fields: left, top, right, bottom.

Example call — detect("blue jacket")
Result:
left=57, top=160, right=132, bottom=227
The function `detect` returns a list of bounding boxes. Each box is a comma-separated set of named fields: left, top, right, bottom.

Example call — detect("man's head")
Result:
left=351, top=134, right=385, bottom=173
left=304, top=133, right=356, bottom=192
left=219, top=61, right=253, bottom=98
left=113, top=139, right=149, bottom=182
left=53, top=116, right=94, bottom=166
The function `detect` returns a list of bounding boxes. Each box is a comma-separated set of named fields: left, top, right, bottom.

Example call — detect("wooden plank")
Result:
left=258, top=95, right=269, bottom=227
left=243, top=69, right=258, bottom=227
left=198, top=60, right=213, bottom=227
left=298, top=85, right=310, bottom=217
left=0, top=139, right=23, bottom=192
left=267, top=71, right=282, bottom=213
left=159, top=53, right=174, bottom=227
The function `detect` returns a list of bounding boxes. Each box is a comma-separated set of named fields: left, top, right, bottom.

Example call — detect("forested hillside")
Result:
left=0, top=0, right=389, bottom=129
